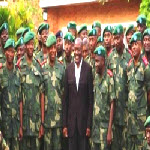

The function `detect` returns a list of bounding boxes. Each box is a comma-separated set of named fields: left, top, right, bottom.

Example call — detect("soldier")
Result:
left=67, top=21, right=77, bottom=38
left=36, top=23, right=49, bottom=64
left=18, top=31, right=44, bottom=150
left=127, top=32, right=150, bottom=150
left=136, top=14, right=147, bottom=34
left=0, top=131, right=9, bottom=150
left=78, top=24, right=87, bottom=40
left=0, top=23, right=9, bottom=63
left=15, top=27, right=25, bottom=40
left=108, top=24, right=131, bottom=150
left=0, top=39, right=21, bottom=150
left=91, top=46, right=115, bottom=150
left=42, top=33, right=65, bottom=150
left=82, top=37, right=89, bottom=61
left=97, top=36, right=103, bottom=47
left=92, top=21, right=101, bottom=37
left=56, top=30, right=64, bottom=62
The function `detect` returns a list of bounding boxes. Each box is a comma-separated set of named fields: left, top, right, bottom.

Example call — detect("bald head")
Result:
left=75, top=38, right=83, bottom=47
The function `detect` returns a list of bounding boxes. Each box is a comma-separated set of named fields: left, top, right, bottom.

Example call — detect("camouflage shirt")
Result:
left=35, top=50, right=48, bottom=64
left=62, top=56, right=74, bottom=69
left=42, top=59, right=65, bottom=129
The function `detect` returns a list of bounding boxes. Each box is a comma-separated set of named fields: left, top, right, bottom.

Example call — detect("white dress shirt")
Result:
left=75, top=58, right=83, bottom=91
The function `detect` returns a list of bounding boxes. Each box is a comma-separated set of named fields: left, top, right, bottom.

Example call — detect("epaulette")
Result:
left=16, top=57, right=22, bottom=70
left=58, top=59, right=63, bottom=65
left=128, top=58, right=133, bottom=67
left=142, top=56, right=149, bottom=66
left=0, top=63, right=3, bottom=69
left=107, top=69, right=113, bottom=77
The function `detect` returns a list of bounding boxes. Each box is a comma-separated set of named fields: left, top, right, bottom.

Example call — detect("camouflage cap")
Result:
left=0, top=23, right=8, bottom=35
left=144, top=116, right=150, bottom=128
left=15, top=27, right=25, bottom=36
left=38, top=23, right=49, bottom=35
left=55, top=30, right=63, bottom=39
left=15, top=37, right=24, bottom=49
left=125, top=24, right=135, bottom=36
left=97, top=36, right=103, bottom=43
left=136, top=14, right=147, bottom=25
left=143, top=28, right=150, bottom=37
left=130, top=32, right=142, bottom=44
left=88, top=28, right=97, bottom=36
left=78, top=24, right=87, bottom=34
left=4, top=38, right=15, bottom=49
left=92, top=21, right=101, bottom=29
left=64, top=32, right=74, bottom=42
left=94, top=46, right=106, bottom=57
left=113, top=24, right=124, bottom=35
left=24, top=31, right=35, bottom=44
left=103, top=25, right=113, bottom=37
left=46, top=33, right=56, bottom=48
left=67, top=21, right=77, bottom=29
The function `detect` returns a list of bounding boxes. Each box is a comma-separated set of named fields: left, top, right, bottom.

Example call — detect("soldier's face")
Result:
left=95, top=27, right=101, bottom=37
left=56, top=37, right=63, bottom=53
left=146, top=128, right=150, bottom=145
left=89, top=36, right=97, bottom=52
left=48, top=44, right=56, bottom=62
left=64, top=40, right=72, bottom=57
left=113, top=34, right=124, bottom=51
left=131, top=41, right=142, bottom=58
left=5, top=47, right=15, bottom=63
left=80, top=30, right=87, bottom=40
left=137, top=23, right=146, bottom=34
left=82, top=45, right=89, bottom=59
left=17, top=45, right=25, bottom=60
left=74, top=43, right=82, bottom=65
left=143, top=35, right=150, bottom=52
left=26, top=39, right=34, bottom=58
left=68, top=28, right=76, bottom=37
left=0, top=29, right=9, bottom=46
left=95, top=55, right=105, bottom=74
left=126, top=31, right=134, bottom=45
left=41, top=29, right=49, bottom=45
left=104, top=32, right=112, bottom=48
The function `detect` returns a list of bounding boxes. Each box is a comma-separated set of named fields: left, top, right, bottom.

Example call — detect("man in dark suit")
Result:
left=63, top=38, right=94, bottom=150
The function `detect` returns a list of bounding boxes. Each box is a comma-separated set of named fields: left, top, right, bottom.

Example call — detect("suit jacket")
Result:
left=63, top=60, right=94, bottom=137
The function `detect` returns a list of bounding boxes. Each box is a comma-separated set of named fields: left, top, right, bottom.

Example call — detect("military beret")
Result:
left=46, top=33, right=56, bottom=48
left=130, top=32, right=142, bottom=44
left=72, top=36, right=75, bottom=42
left=136, top=14, right=147, bottom=25
left=113, top=24, right=124, bottom=35
left=144, top=116, right=150, bottom=128
left=15, top=27, right=25, bottom=36
left=92, top=21, right=101, bottom=29
left=64, top=32, right=74, bottom=42
left=88, top=28, right=97, bottom=36
left=21, top=27, right=30, bottom=37
left=125, top=24, right=135, bottom=36
left=143, top=28, right=150, bottom=37
left=4, top=39, right=15, bottom=49
left=94, top=46, right=106, bottom=57
left=0, top=23, right=8, bottom=35
left=38, top=23, right=49, bottom=35
left=67, top=21, right=77, bottom=29
left=15, top=37, right=24, bottom=49
left=97, top=36, right=103, bottom=43
left=24, top=31, right=35, bottom=44
left=103, top=25, right=113, bottom=37
left=55, top=30, right=63, bottom=39
left=78, top=24, right=87, bottom=34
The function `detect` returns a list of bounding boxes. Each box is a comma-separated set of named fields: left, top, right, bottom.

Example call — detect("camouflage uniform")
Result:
left=127, top=56, right=150, bottom=150
left=62, top=56, right=74, bottom=69
left=108, top=48, right=131, bottom=150
left=42, top=59, right=65, bottom=150
left=18, top=55, right=43, bottom=150
left=0, top=63, right=21, bottom=150
left=36, top=50, right=48, bottom=64
left=143, top=140, right=150, bottom=150
left=0, top=131, right=9, bottom=150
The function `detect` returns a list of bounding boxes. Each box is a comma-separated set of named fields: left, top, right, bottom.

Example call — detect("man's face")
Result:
left=143, top=35, right=150, bottom=52
left=74, top=43, right=82, bottom=65
left=17, top=44, right=25, bottom=60
left=131, top=41, right=142, bottom=58
left=113, top=34, right=124, bottom=51
left=68, top=28, right=76, bottom=37
left=104, top=32, right=112, bottom=48
left=41, top=29, right=49, bottom=45
left=80, top=30, right=87, bottom=40
left=25, top=39, right=34, bottom=58
left=146, top=128, right=150, bottom=145
left=82, top=45, right=89, bottom=59
left=56, top=37, right=63, bottom=53
left=95, top=27, right=101, bottom=37
left=48, top=44, right=56, bottom=62
left=137, top=23, right=146, bottom=34
left=0, top=29, right=9, bottom=46
left=64, top=40, right=72, bottom=57
left=5, top=47, right=15, bottom=64
left=126, top=31, right=134, bottom=45
left=89, top=36, right=97, bottom=52
left=95, top=55, right=105, bottom=74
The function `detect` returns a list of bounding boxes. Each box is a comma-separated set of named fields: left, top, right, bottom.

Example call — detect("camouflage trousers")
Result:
left=44, top=128, right=62, bottom=150
left=5, top=137, right=19, bottom=150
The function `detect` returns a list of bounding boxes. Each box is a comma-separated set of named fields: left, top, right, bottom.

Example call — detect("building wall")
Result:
left=47, top=0, right=141, bottom=33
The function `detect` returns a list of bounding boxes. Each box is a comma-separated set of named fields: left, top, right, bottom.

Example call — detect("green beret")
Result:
left=125, top=24, right=135, bottom=36
left=113, top=24, right=124, bottom=35
left=130, top=32, right=142, bottom=44
left=67, top=21, right=77, bottom=30
left=92, top=21, right=101, bottom=29
left=143, top=28, right=150, bottom=37
left=97, top=36, right=103, bottom=43
left=78, top=24, right=87, bottom=34
left=73, top=36, right=75, bottom=42
left=0, top=23, right=8, bottom=35
left=46, top=33, right=56, bottom=48
left=21, top=27, right=30, bottom=37
left=38, top=23, right=49, bottom=35
left=88, top=28, right=97, bottom=36
left=103, top=25, right=113, bottom=37
left=144, top=116, right=150, bottom=128
left=15, top=37, right=24, bottom=49
left=4, top=39, right=15, bottom=49
left=64, top=32, right=74, bottom=42
left=24, top=31, right=35, bottom=44
left=15, top=27, right=25, bottom=36
left=136, top=14, right=147, bottom=25
left=94, top=46, right=106, bottom=57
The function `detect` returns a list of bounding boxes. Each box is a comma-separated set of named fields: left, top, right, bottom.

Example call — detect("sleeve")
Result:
left=109, top=76, right=116, bottom=102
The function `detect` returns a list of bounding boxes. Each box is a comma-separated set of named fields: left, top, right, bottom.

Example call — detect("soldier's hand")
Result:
left=39, top=125, right=44, bottom=139
left=107, top=130, right=112, bottom=145
left=63, top=127, right=68, bottom=138
left=86, top=128, right=91, bottom=137
left=19, top=126, right=23, bottom=141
